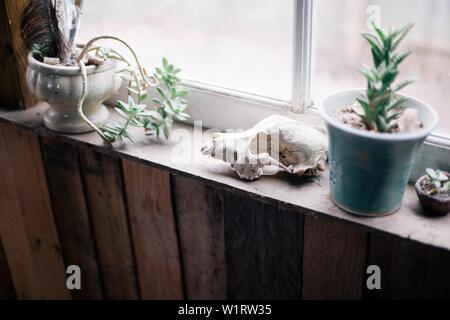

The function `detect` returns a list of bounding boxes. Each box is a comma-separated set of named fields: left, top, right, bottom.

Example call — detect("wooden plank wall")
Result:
left=0, top=122, right=450, bottom=300
left=122, top=160, right=183, bottom=300
left=302, top=215, right=367, bottom=299
left=79, top=149, right=139, bottom=300
left=0, top=124, right=69, bottom=299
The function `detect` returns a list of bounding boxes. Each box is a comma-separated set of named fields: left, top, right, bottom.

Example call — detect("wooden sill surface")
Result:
left=1, top=103, right=450, bottom=252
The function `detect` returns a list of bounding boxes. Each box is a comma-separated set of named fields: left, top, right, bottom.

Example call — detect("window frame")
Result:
left=178, top=0, right=316, bottom=130
left=180, top=0, right=449, bottom=156
left=109, top=0, right=449, bottom=168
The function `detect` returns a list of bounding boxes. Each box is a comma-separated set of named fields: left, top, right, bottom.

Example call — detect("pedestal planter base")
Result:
left=44, top=104, right=109, bottom=134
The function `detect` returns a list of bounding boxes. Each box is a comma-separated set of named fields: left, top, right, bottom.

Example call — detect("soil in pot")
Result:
left=333, top=104, right=424, bottom=134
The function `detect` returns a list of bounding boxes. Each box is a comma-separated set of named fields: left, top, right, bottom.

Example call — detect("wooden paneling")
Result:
left=0, top=238, right=16, bottom=299
left=0, top=0, right=36, bottom=109
left=0, top=128, right=41, bottom=299
left=173, top=176, right=227, bottom=300
left=365, top=233, right=450, bottom=299
left=223, top=192, right=304, bottom=300
left=2, top=122, right=450, bottom=300
left=302, top=215, right=367, bottom=300
left=79, top=148, right=139, bottom=300
left=2, top=125, right=69, bottom=299
left=0, top=124, right=69, bottom=299
left=40, top=137, right=103, bottom=300
left=122, top=160, right=183, bottom=300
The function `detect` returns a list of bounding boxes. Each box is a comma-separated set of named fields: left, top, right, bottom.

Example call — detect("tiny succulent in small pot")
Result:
left=415, top=169, right=450, bottom=216
left=320, top=23, right=439, bottom=216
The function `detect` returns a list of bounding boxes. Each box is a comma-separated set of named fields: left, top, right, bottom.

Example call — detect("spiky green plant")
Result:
left=357, top=23, right=415, bottom=132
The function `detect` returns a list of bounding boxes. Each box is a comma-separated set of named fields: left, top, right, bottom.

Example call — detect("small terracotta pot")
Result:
left=415, top=173, right=450, bottom=217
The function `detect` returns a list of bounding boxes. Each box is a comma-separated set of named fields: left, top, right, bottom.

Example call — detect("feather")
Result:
left=21, top=0, right=83, bottom=63
left=55, top=0, right=83, bottom=63
left=21, top=0, right=67, bottom=60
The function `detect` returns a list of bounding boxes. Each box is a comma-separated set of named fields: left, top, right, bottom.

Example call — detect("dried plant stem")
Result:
left=77, top=35, right=157, bottom=88
left=76, top=35, right=158, bottom=144
left=77, top=59, right=109, bottom=142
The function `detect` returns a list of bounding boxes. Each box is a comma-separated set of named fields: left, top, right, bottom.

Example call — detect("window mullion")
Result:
left=292, top=0, right=315, bottom=113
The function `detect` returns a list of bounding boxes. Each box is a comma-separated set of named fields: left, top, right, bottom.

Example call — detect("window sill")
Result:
left=1, top=103, right=450, bottom=253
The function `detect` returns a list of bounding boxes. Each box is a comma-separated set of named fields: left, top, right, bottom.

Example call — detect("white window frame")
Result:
left=178, top=0, right=449, bottom=170
left=112, top=0, right=449, bottom=170
left=180, top=0, right=317, bottom=130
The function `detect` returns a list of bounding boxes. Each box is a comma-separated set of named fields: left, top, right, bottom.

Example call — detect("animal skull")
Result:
left=201, top=115, right=328, bottom=181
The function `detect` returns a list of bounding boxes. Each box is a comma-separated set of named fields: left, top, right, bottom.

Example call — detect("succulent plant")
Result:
left=100, top=57, right=189, bottom=144
left=357, top=23, right=415, bottom=132
left=425, top=169, right=450, bottom=195
left=31, top=43, right=51, bottom=62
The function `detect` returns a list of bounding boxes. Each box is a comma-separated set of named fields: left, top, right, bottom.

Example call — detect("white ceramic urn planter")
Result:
left=26, top=54, right=118, bottom=134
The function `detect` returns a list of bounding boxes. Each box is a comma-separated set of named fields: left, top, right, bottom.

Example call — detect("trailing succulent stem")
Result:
left=75, top=36, right=189, bottom=145
left=357, top=23, right=415, bottom=132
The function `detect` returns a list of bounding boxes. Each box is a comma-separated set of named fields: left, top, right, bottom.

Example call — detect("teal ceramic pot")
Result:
left=320, top=89, right=439, bottom=216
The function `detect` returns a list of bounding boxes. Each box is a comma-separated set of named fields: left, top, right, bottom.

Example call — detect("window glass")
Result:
left=78, top=0, right=294, bottom=99
left=315, top=0, right=450, bottom=135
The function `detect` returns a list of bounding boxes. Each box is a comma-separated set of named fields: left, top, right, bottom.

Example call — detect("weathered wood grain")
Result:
left=0, top=124, right=70, bottom=299
left=302, top=215, right=367, bottom=300
left=223, top=192, right=303, bottom=300
left=365, top=233, right=450, bottom=299
left=1, top=0, right=37, bottom=109
left=0, top=236, right=16, bottom=299
left=79, top=148, right=139, bottom=300
left=122, top=160, right=183, bottom=300
left=173, top=176, right=227, bottom=300
left=0, top=124, right=42, bottom=299
left=40, top=137, right=103, bottom=300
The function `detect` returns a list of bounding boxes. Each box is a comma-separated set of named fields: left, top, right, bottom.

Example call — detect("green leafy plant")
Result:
left=99, top=57, right=189, bottom=144
left=147, top=57, right=190, bottom=138
left=425, top=169, right=450, bottom=195
left=357, top=23, right=415, bottom=132
left=100, top=97, right=149, bottom=144
left=74, top=36, right=189, bottom=145
left=31, top=43, right=51, bottom=62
